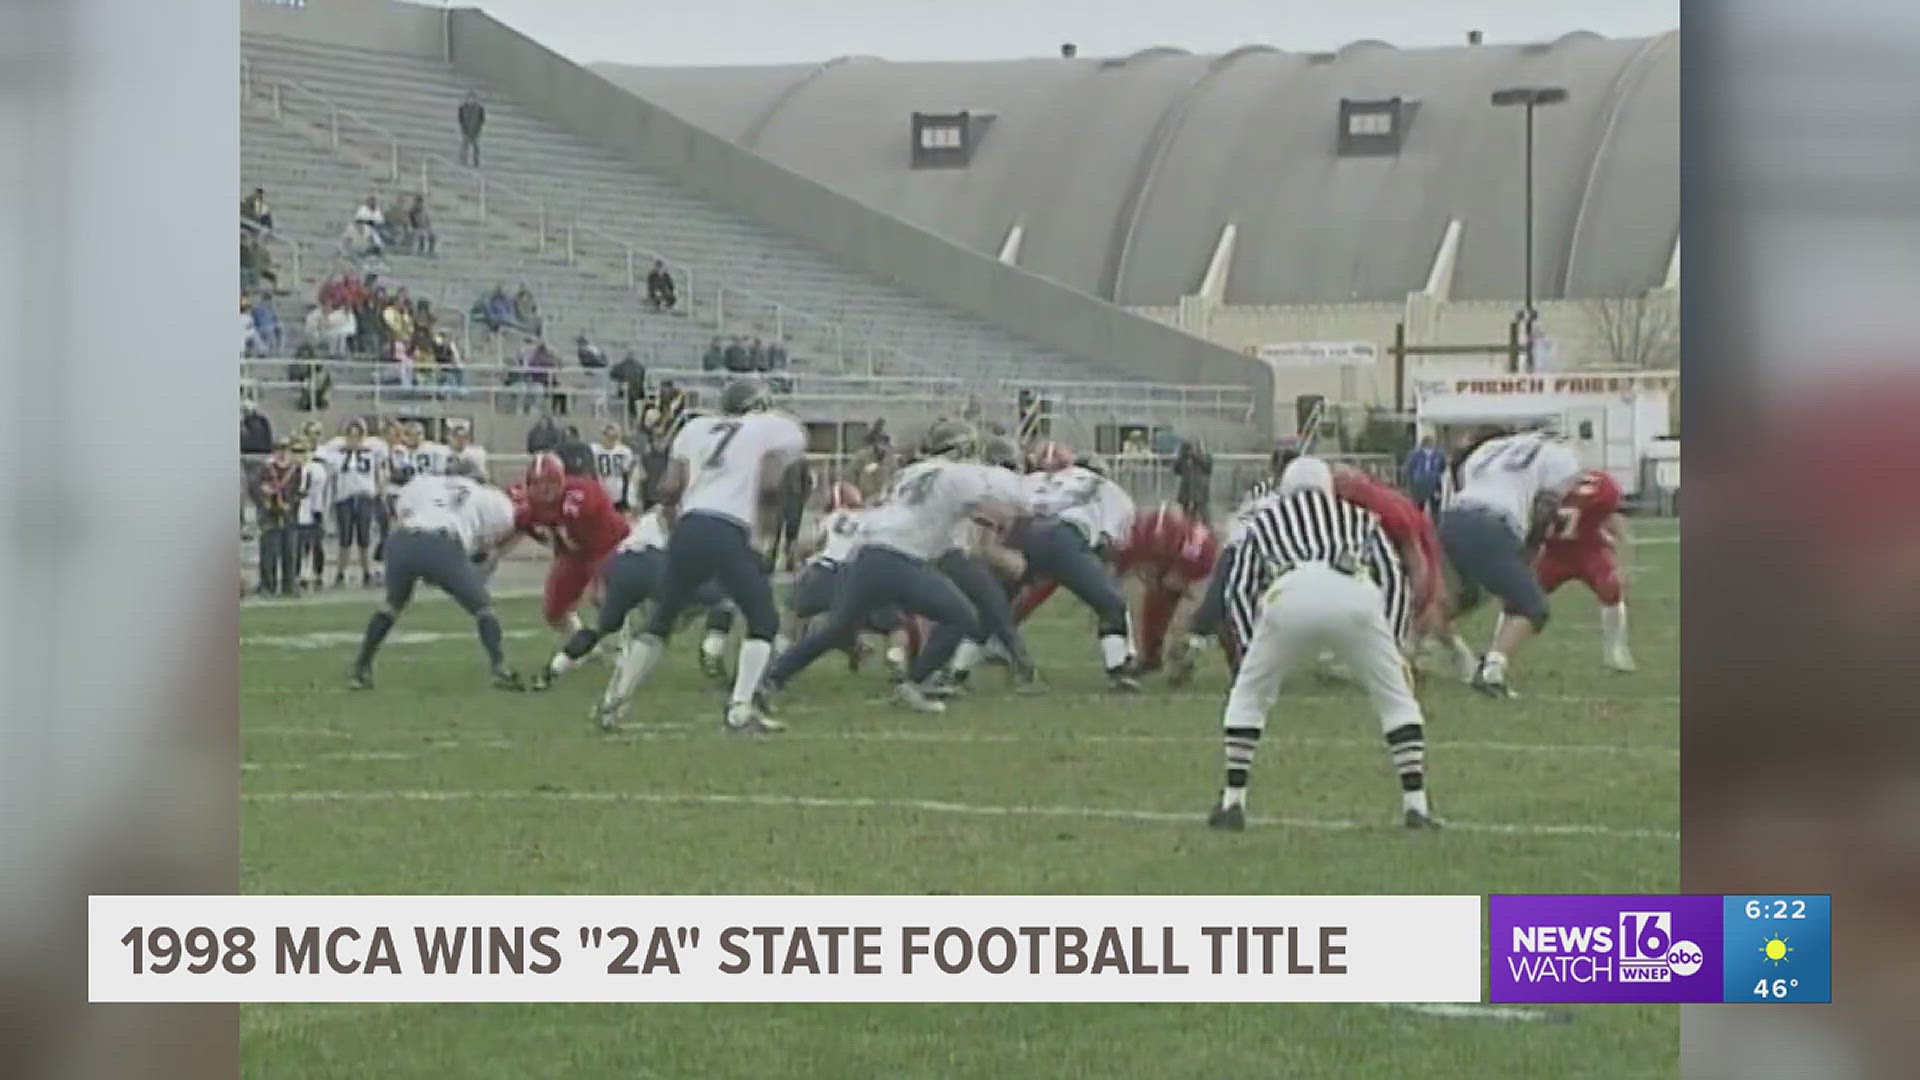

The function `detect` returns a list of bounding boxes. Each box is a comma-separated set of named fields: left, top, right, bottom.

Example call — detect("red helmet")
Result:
left=826, top=480, right=864, bottom=511
left=1126, top=503, right=1192, bottom=561
left=525, top=452, right=566, bottom=503
left=1030, top=440, right=1074, bottom=472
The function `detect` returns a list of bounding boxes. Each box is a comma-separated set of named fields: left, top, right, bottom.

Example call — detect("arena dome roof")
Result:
left=592, top=31, right=1676, bottom=308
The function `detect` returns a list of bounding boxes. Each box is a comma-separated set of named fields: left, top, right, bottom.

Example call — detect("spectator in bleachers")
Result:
left=381, top=294, right=415, bottom=358
left=241, top=297, right=260, bottom=356
left=610, top=349, right=648, bottom=422
left=575, top=332, right=607, bottom=370
left=474, top=285, right=515, bottom=334
left=1172, top=437, right=1213, bottom=519
left=403, top=194, right=436, bottom=256
left=431, top=330, right=464, bottom=392
left=290, top=344, right=332, bottom=411
left=410, top=295, right=435, bottom=339
left=316, top=301, right=356, bottom=359
left=644, top=259, right=676, bottom=311
left=241, top=187, right=274, bottom=233
left=458, top=91, right=486, bottom=167
left=250, top=290, right=284, bottom=355
left=353, top=195, right=388, bottom=253
left=525, top=412, right=561, bottom=455
left=702, top=337, right=724, bottom=371
left=513, top=285, right=543, bottom=337
left=748, top=337, right=767, bottom=372
left=723, top=336, right=750, bottom=373
left=766, top=338, right=789, bottom=371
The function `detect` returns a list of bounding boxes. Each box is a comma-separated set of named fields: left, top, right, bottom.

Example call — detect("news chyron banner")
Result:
left=87, top=894, right=1830, bottom=1004
left=88, top=896, right=1482, bottom=1003
left=1490, top=895, right=1832, bottom=1004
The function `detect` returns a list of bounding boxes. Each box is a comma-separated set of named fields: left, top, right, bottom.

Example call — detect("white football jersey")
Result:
left=813, top=507, right=865, bottom=564
left=947, top=465, right=1029, bottom=553
left=408, top=440, right=453, bottom=479
left=591, top=441, right=635, bottom=505
left=392, top=475, right=517, bottom=556
left=617, top=506, right=670, bottom=554
left=1452, top=433, right=1584, bottom=533
left=296, top=461, right=331, bottom=524
left=1025, top=466, right=1118, bottom=547
left=671, top=412, right=806, bottom=528
left=860, top=458, right=1000, bottom=561
left=448, top=444, right=489, bottom=480
left=321, top=436, right=384, bottom=500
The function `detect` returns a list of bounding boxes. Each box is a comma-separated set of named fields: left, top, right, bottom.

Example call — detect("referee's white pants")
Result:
left=1224, top=564, right=1424, bottom=735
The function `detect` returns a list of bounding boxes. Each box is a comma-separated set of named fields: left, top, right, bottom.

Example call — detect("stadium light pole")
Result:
left=1490, top=86, right=1568, bottom=371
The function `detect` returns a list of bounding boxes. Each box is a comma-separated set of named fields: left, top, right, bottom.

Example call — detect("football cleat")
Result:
left=891, top=682, right=948, bottom=714
left=346, top=667, right=374, bottom=691
left=698, top=648, right=729, bottom=684
left=920, top=672, right=964, bottom=699
left=590, top=699, right=624, bottom=732
left=1469, top=658, right=1516, bottom=700
left=1207, top=802, right=1246, bottom=831
left=1165, top=650, right=1197, bottom=688
left=723, top=703, right=786, bottom=734
left=1403, top=809, right=1445, bottom=831
left=491, top=667, right=525, bottom=692
left=1106, top=670, right=1142, bottom=693
left=529, top=667, right=555, bottom=691
left=1605, top=648, right=1638, bottom=674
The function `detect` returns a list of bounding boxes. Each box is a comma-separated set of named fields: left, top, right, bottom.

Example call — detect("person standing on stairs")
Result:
left=458, top=91, right=486, bottom=167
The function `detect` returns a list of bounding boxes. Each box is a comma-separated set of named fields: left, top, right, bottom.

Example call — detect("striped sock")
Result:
left=1384, top=722, right=1427, bottom=794
left=1223, top=724, right=1263, bottom=803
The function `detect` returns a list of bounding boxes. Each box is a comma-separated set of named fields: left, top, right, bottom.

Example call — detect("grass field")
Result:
left=240, top=526, right=1679, bottom=1079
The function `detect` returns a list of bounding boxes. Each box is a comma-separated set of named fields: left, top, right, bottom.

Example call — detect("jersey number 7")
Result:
left=705, top=421, right=742, bottom=468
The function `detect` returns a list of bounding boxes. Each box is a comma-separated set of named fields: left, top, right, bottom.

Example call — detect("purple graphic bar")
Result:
left=1490, top=895, right=1724, bottom=1003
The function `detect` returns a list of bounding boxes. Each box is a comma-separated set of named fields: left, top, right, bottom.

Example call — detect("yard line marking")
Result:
left=243, top=789, right=1678, bottom=841
left=243, top=629, right=546, bottom=649
left=239, top=723, right=1676, bottom=758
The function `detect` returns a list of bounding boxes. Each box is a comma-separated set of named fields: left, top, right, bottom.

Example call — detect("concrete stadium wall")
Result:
left=241, top=0, right=447, bottom=59
left=441, top=9, right=1274, bottom=440
left=1130, top=293, right=1681, bottom=413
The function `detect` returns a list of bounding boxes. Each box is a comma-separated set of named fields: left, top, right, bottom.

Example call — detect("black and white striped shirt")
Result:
left=1225, top=488, right=1412, bottom=647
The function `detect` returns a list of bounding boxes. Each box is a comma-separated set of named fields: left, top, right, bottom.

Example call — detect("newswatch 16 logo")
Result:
left=1491, top=895, right=1724, bottom=1003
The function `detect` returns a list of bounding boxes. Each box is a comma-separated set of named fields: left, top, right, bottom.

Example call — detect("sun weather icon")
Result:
left=1760, top=935, right=1793, bottom=967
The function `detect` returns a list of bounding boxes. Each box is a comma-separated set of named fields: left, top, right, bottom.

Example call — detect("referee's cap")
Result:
left=1277, top=455, right=1334, bottom=497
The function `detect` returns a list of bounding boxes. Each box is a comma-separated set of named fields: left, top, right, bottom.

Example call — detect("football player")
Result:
left=1440, top=427, right=1585, bottom=697
left=317, top=419, right=385, bottom=588
left=348, top=472, right=523, bottom=690
left=596, top=377, right=806, bottom=733
left=589, top=423, right=636, bottom=512
left=399, top=419, right=452, bottom=479
left=1008, top=457, right=1140, bottom=689
left=512, top=452, right=631, bottom=644
left=761, top=420, right=1023, bottom=714
left=784, top=481, right=901, bottom=672
left=937, top=434, right=1039, bottom=690
left=1502, top=468, right=1637, bottom=672
left=1115, top=504, right=1219, bottom=679
left=529, top=502, right=738, bottom=690
left=446, top=423, right=489, bottom=481
left=1176, top=446, right=1298, bottom=681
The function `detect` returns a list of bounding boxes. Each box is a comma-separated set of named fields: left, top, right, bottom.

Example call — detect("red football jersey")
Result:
left=515, top=476, right=628, bottom=560
left=1543, top=470, right=1622, bottom=551
left=1333, top=468, right=1441, bottom=610
left=1170, top=521, right=1220, bottom=583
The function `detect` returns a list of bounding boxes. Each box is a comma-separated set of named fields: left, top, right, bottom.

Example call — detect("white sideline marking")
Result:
left=1386, top=1003, right=1558, bottom=1023
left=243, top=788, right=1678, bottom=841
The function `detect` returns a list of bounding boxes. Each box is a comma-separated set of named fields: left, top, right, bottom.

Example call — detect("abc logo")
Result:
left=1666, top=941, right=1704, bottom=976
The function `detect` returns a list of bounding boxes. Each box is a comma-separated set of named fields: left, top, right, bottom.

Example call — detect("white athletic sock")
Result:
left=1185, top=634, right=1207, bottom=656
left=1482, top=649, right=1509, bottom=676
left=731, top=638, right=773, bottom=707
left=1403, top=789, right=1430, bottom=816
left=885, top=644, right=907, bottom=669
left=602, top=633, right=663, bottom=709
left=951, top=640, right=983, bottom=675
left=1220, top=786, right=1247, bottom=810
left=701, top=631, right=727, bottom=660
left=547, top=651, right=577, bottom=677
left=1599, top=603, right=1628, bottom=651
left=1099, top=634, right=1131, bottom=672
left=772, top=633, right=791, bottom=656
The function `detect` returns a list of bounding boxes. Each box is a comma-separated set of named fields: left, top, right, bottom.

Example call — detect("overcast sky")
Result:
left=459, top=0, right=1679, bottom=68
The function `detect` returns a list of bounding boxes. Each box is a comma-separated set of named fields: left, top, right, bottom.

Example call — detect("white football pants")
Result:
left=1224, top=564, right=1424, bottom=736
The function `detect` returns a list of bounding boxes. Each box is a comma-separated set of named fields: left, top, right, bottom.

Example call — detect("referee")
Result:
left=1208, top=456, right=1439, bottom=831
